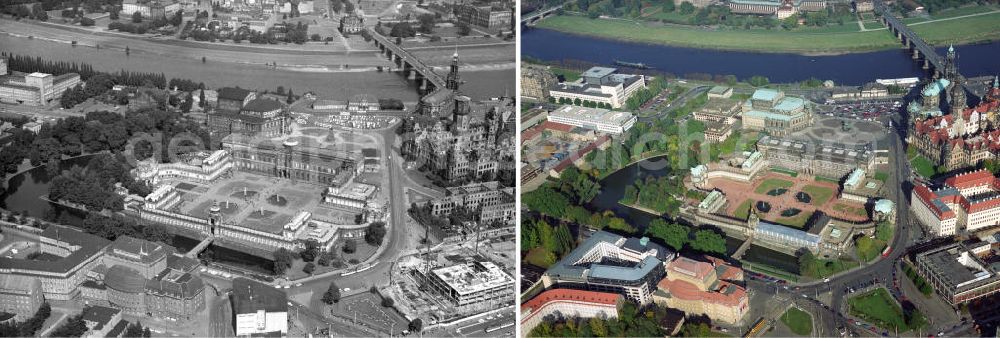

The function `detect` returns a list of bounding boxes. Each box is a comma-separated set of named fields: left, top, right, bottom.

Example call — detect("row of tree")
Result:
left=0, top=303, right=51, bottom=337
left=619, top=174, right=684, bottom=216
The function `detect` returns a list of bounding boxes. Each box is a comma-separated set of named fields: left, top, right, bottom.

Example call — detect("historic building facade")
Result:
left=907, top=47, right=1000, bottom=172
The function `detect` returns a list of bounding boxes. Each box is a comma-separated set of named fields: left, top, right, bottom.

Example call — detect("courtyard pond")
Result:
left=590, top=155, right=802, bottom=274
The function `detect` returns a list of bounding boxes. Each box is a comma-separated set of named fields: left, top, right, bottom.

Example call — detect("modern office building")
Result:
left=520, top=289, right=622, bottom=337
left=425, top=261, right=515, bottom=310
left=547, top=105, right=637, bottom=135
left=912, top=169, right=1000, bottom=236
left=914, top=241, right=1000, bottom=305
left=121, top=0, right=181, bottom=18
left=232, top=278, right=288, bottom=336
left=741, top=89, right=814, bottom=136
left=541, top=231, right=675, bottom=304
left=549, top=67, right=647, bottom=109
left=0, top=225, right=109, bottom=301
left=0, top=57, right=82, bottom=106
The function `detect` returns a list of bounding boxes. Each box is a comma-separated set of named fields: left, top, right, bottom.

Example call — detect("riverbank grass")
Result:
left=780, top=307, right=813, bottom=336
left=535, top=13, right=1000, bottom=54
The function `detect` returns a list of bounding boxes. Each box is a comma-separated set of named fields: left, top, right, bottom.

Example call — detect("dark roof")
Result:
left=82, top=306, right=120, bottom=331
left=145, top=270, right=205, bottom=300
left=231, top=278, right=287, bottom=314
left=361, top=148, right=378, bottom=157
left=0, top=225, right=109, bottom=274
left=104, top=265, right=146, bottom=294
left=107, top=236, right=170, bottom=265
left=105, top=320, right=129, bottom=338
left=242, top=98, right=283, bottom=112
left=167, top=254, right=199, bottom=273
left=218, top=87, right=252, bottom=102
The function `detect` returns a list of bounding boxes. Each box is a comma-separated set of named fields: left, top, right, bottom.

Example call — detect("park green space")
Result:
left=754, top=178, right=795, bottom=194
left=734, top=199, right=753, bottom=219
left=909, top=154, right=937, bottom=178
left=777, top=210, right=812, bottom=228
left=535, top=12, right=1000, bottom=54
left=548, top=66, right=582, bottom=82
left=780, top=307, right=813, bottom=336
left=855, top=235, right=887, bottom=261
left=848, top=288, right=928, bottom=332
left=833, top=203, right=868, bottom=217
left=801, top=185, right=834, bottom=206
left=800, top=254, right=858, bottom=278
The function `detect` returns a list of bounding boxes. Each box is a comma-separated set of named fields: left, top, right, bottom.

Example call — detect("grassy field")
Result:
left=909, top=155, right=937, bottom=178
left=910, top=12, right=1000, bottom=47
left=770, top=168, right=799, bottom=177
left=833, top=203, right=868, bottom=217
left=549, top=66, right=582, bottom=82
left=801, top=185, right=834, bottom=206
left=855, top=235, right=888, bottom=262
left=780, top=307, right=813, bottom=336
left=734, top=199, right=753, bottom=219
left=535, top=12, right=1000, bottom=54
left=778, top=211, right=812, bottom=229
left=802, top=256, right=859, bottom=278
left=755, top=178, right=795, bottom=194
left=848, top=288, right=926, bottom=332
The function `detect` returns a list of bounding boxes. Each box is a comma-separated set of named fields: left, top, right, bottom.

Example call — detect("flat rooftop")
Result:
left=431, top=261, right=513, bottom=296
left=581, top=67, right=618, bottom=79
left=549, top=105, right=635, bottom=126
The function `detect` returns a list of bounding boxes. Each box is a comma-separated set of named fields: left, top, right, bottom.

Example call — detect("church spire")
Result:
left=446, top=48, right=461, bottom=91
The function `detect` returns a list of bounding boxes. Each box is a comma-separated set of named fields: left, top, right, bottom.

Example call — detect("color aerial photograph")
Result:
left=0, top=0, right=517, bottom=336
left=519, top=0, right=1000, bottom=335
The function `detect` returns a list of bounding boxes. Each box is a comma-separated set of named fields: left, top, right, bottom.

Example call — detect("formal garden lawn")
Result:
left=734, top=199, right=753, bottom=219
left=754, top=178, right=795, bottom=194
left=777, top=211, right=811, bottom=229
left=801, top=185, right=834, bottom=206
left=780, top=307, right=813, bottom=336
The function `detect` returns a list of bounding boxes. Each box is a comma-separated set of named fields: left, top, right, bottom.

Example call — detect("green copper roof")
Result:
left=745, top=110, right=795, bottom=121
left=922, top=78, right=950, bottom=97
left=773, top=97, right=805, bottom=112
left=752, top=88, right=781, bottom=102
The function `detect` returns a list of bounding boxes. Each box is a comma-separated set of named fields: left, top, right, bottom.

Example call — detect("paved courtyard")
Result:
left=705, top=171, right=871, bottom=227
left=167, top=172, right=332, bottom=234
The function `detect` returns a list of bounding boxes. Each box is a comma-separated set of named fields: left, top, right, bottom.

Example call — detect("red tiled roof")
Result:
left=520, top=288, right=621, bottom=313
left=541, top=121, right=576, bottom=133
left=945, top=169, right=999, bottom=190
left=667, top=256, right=714, bottom=281
left=913, top=184, right=956, bottom=219
left=658, top=278, right=747, bottom=307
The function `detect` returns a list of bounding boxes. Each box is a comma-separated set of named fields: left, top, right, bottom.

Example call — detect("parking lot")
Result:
left=819, top=100, right=903, bottom=122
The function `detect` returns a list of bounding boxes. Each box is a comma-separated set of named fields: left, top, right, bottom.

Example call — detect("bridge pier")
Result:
left=912, top=49, right=920, bottom=60
left=923, top=59, right=930, bottom=70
